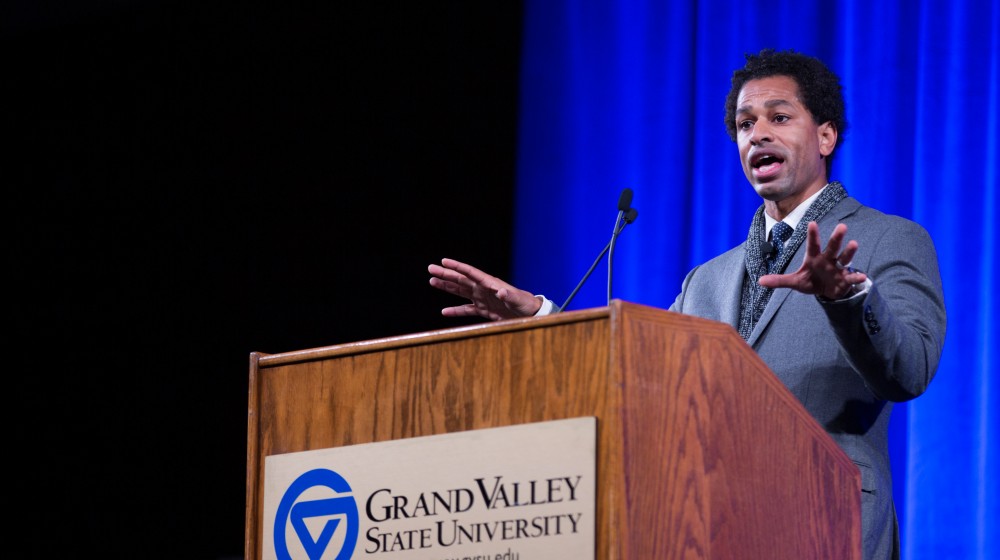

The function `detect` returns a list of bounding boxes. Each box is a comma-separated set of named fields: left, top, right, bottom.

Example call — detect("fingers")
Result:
left=428, top=261, right=475, bottom=288
left=428, top=266, right=471, bottom=298
left=429, top=259, right=494, bottom=296
left=836, top=240, right=859, bottom=268
left=845, top=269, right=868, bottom=285
left=821, top=223, right=847, bottom=259
left=428, top=276, right=466, bottom=298
left=440, top=258, right=497, bottom=288
left=805, top=221, right=823, bottom=256
left=757, top=272, right=793, bottom=289
left=441, top=303, right=489, bottom=319
left=806, top=222, right=857, bottom=267
left=440, top=301, right=510, bottom=321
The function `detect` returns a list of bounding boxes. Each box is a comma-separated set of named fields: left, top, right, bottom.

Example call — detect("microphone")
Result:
left=760, top=240, right=776, bottom=259
left=616, top=188, right=634, bottom=214
left=607, top=188, right=634, bottom=305
left=557, top=189, right=638, bottom=313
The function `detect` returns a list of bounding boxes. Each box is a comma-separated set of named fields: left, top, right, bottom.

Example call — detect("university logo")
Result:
left=273, top=468, right=360, bottom=560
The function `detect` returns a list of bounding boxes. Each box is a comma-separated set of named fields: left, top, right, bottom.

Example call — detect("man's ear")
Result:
left=818, top=121, right=837, bottom=157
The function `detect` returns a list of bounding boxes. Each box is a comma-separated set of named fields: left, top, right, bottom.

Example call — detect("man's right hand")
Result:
left=428, top=258, right=542, bottom=321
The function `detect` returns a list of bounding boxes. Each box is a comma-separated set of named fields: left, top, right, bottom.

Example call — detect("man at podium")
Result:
left=428, top=49, right=946, bottom=560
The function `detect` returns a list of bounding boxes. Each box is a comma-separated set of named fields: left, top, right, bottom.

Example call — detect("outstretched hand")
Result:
left=759, top=221, right=868, bottom=300
left=428, top=258, right=542, bottom=321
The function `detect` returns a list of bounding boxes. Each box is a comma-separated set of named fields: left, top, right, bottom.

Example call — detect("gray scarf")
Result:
left=737, top=182, right=848, bottom=340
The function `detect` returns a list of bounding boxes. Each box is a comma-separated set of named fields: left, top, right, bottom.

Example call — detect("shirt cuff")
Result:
left=817, top=277, right=873, bottom=302
left=534, top=296, right=556, bottom=316
left=851, top=277, right=873, bottom=298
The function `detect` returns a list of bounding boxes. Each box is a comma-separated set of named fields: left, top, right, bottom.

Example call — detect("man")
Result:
left=428, top=49, right=946, bottom=560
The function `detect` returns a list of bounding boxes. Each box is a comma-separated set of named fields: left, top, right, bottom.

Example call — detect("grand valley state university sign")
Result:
left=263, top=417, right=597, bottom=560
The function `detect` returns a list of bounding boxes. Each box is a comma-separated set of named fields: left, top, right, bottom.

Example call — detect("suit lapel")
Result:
left=718, top=248, right=747, bottom=329
left=748, top=282, right=793, bottom=346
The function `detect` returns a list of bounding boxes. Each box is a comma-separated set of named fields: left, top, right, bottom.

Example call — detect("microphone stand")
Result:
left=557, top=207, right=637, bottom=313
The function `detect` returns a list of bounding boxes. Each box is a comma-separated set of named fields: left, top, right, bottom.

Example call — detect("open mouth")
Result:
left=751, top=152, right=784, bottom=177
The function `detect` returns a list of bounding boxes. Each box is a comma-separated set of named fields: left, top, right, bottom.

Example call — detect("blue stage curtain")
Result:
left=513, top=1, right=998, bottom=557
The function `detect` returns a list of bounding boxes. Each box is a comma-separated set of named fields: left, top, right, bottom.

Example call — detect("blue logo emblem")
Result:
left=273, top=468, right=360, bottom=560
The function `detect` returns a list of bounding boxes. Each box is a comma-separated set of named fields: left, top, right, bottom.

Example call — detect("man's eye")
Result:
left=774, top=115, right=790, bottom=123
left=738, top=120, right=753, bottom=130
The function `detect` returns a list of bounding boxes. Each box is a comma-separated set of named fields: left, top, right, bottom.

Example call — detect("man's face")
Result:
left=735, top=75, right=836, bottom=212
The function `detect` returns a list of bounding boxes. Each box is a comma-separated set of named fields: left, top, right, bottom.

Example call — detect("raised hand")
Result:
left=428, top=258, right=542, bottom=321
left=758, top=221, right=868, bottom=300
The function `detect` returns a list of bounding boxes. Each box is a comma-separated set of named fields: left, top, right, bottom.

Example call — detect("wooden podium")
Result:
left=245, top=300, right=860, bottom=559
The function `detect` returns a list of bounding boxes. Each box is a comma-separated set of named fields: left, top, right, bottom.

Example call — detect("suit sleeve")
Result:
left=818, top=219, right=947, bottom=401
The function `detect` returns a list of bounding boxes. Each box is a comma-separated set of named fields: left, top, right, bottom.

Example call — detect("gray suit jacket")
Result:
left=669, top=196, right=946, bottom=560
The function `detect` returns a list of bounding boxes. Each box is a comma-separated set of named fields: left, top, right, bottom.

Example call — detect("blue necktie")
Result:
left=767, top=221, right=794, bottom=275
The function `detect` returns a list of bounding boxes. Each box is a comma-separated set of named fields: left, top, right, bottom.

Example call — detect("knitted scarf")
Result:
left=736, top=181, right=848, bottom=340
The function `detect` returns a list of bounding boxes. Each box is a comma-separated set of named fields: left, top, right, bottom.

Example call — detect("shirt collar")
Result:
left=764, top=184, right=828, bottom=238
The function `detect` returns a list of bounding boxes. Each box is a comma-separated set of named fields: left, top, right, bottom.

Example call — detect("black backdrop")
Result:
left=8, top=2, right=523, bottom=557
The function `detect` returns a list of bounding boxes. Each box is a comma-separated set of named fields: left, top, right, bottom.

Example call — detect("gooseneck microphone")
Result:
left=557, top=188, right=638, bottom=313
left=607, top=188, right=633, bottom=305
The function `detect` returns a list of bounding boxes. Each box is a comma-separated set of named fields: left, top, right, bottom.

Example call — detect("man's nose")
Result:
left=750, top=121, right=772, bottom=144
